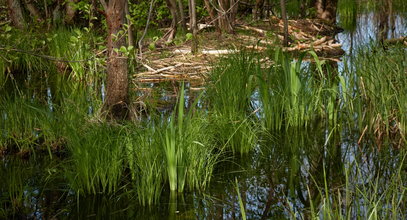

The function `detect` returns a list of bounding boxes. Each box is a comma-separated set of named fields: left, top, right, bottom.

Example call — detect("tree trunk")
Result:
left=7, top=0, right=26, bottom=29
left=376, top=0, right=390, bottom=43
left=64, top=0, right=78, bottom=24
left=165, top=0, right=179, bottom=42
left=189, top=0, right=198, bottom=54
left=24, top=0, right=43, bottom=22
left=315, top=0, right=338, bottom=23
left=280, top=0, right=289, bottom=46
left=177, top=0, right=187, bottom=32
left=253, top=0, right=264, bottom=20
left=203, top=0, right=216, bottom=22
left=102, top=0, right=129, bottom=120
left=218, top=0, right=234, bottom=33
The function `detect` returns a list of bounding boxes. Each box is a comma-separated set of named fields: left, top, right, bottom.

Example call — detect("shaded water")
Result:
left=1, top=4, right=407, bottom=220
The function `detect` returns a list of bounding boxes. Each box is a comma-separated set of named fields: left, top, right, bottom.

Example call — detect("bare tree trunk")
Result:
left=7, top=0, right=25, bottom=29
left=315, top=0, right=338, bottom=23
left=218, top=0, right=233, bottom=33
left=101, top=0, right=129, bottom=120
left=189, top=0, right=198, bottom=54
left=280, top=0, right=289, bottom=46
left=229, top=0, right=238, bottom=24
left=377, top=0, right=389, bottom=43
left=165, top=0, right=179, bottom=42
left=254, top=0, right=264, bottom=20
left=203, top=0, right=216, bottom=22
left=64, top=0, right=78, bottom=24
left=388, top=0, right=395, bottom=39
left=177, top=0, right=187, bottom=32
left=24, top=0, right=43, bottom=22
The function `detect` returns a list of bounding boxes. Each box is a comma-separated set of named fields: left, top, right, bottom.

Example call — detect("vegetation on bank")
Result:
left=1, top=0, right=406, bottom=218
left=1, top=41, right=406, bottom=217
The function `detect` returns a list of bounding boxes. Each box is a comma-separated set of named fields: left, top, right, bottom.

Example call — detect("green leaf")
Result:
left=119, top=46, right=127, bottom=53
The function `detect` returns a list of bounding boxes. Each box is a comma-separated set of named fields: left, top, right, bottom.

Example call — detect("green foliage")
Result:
left=338, top=0, right=358, bottom=32
left=48, top=28, right=103, bottom=83
left=129, top=0, right=170, bottom=29
left=258, top=50, right=339, bottom=130
left=343, top=44, right=407, bottom=143
left=65, top=123, right=125, bottom=195
left=163, top=84, right=220, bottom=192
left=125, top=125, right=164, bottom=206
left=206, top=51, right=258, bottom=154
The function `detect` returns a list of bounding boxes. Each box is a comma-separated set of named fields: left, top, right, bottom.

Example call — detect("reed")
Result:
left=345, top=45, right=407, bottom=144
left=206, top=51, right=258, bottom=154
left=48, top=28, right=101, bottom=83
left=125, top=124, right=164, bottom=206
left=306, top=151, right=407, bottom=219
left=257, top=50, right=337, bottom=131
left=163, top=84, right=221, bottom=192
left=65, top=123, right=125, bottom=194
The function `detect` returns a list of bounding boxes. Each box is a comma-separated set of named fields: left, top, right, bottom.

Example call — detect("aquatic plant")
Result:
left=125, top=125, right=164, bottom=206
left=306, top=151, right=407, bottom=219
left=163, top=84, right=220, bottom=192
left=257, top=50, right=339, bottom=131
left=206, top=51, right=258, bottom=154
left=65, top=123, right=125, bottom=195
left=338, top=0, right=358, bottom=32
left=344, top=45, right=407, bottom=146
left=48, top=28, right=102, bottom=83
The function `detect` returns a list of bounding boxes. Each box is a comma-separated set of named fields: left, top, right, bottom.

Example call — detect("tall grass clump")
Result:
left=0, top=96, right=58, bottom=154
left=48, top=28, right=102, bottom=83
left=0, top=26, right=55, bottom=76
left=206, top=51, right=258, bottom=154
left=163, top=84, right=220, bottom=192
left=257, top=50, right=337, bottom=131
left=345, top=45, right=407, bottom=144
left=65, top=123, right=125, bottom=194
left=125, top=124, right=164, bottom=206
left=306, top=151, right=407, bottom=219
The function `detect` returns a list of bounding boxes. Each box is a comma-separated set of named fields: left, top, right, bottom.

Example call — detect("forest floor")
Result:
left=134, top=17, right=345, bottom=91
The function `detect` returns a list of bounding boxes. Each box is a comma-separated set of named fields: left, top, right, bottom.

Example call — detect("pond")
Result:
left=1, top=2, right=407, bottom=219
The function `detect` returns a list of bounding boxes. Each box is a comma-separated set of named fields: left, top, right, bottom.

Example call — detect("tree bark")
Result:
left=177, top=0, right=187, bottom=32
left=102, top=0, right=129, bottom=120
left=203, top=0, right=216, bottom=22
left=165, top=0, right=179, bottom=42
left=189, top=0, right=198, bottom=54
left=218, top=0, right=234, bottom=33
left=24, top=0, right=43, bottom=22
left=7, top=0, right=26, bottom=29
left=377, top=0, right=390, bottom=42
left=280, top=0, right=289, bottom=46
left=64, top=0, right=78, bottom=24
left=314, top=0, right=338, bottom=23
left=254, top=0, right=264, bottom=20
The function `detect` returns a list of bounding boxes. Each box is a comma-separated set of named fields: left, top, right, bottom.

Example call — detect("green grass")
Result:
left=338, top=0, right=358, bottom=32
left=343, top=44, right=407, bottom=146
left=163, top=84, right=221, bottom=192
left=125, top=124, right=164, bottom=206
left=306, top=150, right=407, bottom=219
left=205, top=51, right=258, bottom=154
left=65, top=123, right=125, bottom=195
left=48, top=28, right=103, bottom=83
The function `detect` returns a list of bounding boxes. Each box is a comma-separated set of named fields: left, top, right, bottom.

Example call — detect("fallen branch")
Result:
left=236, top=24, right=267, bottom=36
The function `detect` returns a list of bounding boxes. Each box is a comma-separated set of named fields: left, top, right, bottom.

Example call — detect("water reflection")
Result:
left=337, top=13, right=406, bottom=54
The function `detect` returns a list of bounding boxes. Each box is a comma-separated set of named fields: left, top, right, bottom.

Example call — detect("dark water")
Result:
left=1, top=6, right=407, bottom=220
